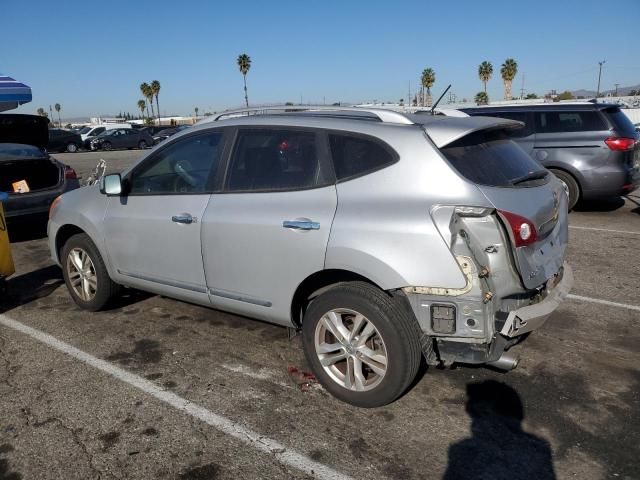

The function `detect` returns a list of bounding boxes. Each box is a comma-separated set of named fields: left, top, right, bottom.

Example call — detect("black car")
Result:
left=461, top=103, right=640, bottom=208
left=48, top=128, right=82, bottom=153
left=0, top=114, right=80, bottom=223
left=152, top=125, right=191, bottom=144
left=89, top=128, right=154, bottom=151
left=139, top=125, right=175, bottom=136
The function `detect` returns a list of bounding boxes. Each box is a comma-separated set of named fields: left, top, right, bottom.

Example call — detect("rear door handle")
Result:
left=283, top=220, right=320, bottom=230
left=172, top=214, right=195, bottom=224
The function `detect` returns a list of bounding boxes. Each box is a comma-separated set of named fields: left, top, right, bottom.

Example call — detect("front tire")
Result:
left=138, top=140, right=147, bottom=149
left=66, top=142, right=78, bottom=153
left=61, top=233, right=120, bottom=311
left=302, top=282, right=421, bottom=407
left=102, top=141, right=112, bottom=151
left=550, top=169, right=579, bottom=210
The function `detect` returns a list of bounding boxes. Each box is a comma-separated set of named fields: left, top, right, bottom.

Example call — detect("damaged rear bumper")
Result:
left=411, top=262, right=573, bottom=366
left=499, top=262, right=573, bottom=338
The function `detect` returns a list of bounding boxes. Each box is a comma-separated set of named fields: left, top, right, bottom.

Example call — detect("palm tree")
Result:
left=36, top=107, right=46, bottom=117
left=478, top=61, right=493, bottom=94
left=137, top=100, right=146, bottom=120
left=194, top=107, right=199, bottom=120
left=54, top=103, right=62, bottom=127
left=237, top=53, right=252, bottom=107
left=151, top=80, right=161, bottom=124
left=474, top=91, right=489, bottom=105
left=140, top=82, right=153, bottom=120
left=421, top=68, right=436, bottom=107
left=500, top=58, right=518, bottom=101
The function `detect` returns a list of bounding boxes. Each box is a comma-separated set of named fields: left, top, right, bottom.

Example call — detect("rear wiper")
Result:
left=511, top=170, right=549, bottom=185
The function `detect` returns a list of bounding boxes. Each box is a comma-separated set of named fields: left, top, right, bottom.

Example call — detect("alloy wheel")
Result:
left=66, top=247, right=98, bottom=301
left=314, top=308, right=388, bottom=392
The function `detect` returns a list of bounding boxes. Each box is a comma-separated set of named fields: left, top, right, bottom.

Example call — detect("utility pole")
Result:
left=408, top=81, right=411, bottom=109
left=596, top=60, right=606, bottom=98
left=614, top=83, right=619, bottom=97
left=520, top=73, right=525, bottom=99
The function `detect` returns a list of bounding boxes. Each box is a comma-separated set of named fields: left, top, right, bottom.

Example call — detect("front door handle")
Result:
left=172, top=214, right=195, bottom=224
left=283, top=220, right=320, bottom=230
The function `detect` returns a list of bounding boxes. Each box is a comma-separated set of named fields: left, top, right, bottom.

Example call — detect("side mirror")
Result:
left=100, top=174, right=122, bottom=196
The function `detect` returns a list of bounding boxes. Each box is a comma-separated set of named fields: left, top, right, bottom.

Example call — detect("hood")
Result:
left=0, top=114, right=49, bottom=149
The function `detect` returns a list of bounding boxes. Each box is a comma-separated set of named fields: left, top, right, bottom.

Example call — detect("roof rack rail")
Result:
left=204, top=105, right=415, bottom=125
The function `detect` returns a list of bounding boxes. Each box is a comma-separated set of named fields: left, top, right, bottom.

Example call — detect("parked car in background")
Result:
left=139, top=125, right=176, bottom=137
left=89, top=128, right=154, bottom=151
left=80, top=124, right=132, bottom=148
left=49, top=106, right=572, bottom=407
left=462, top=103, right=640, bottom=209
left=48, top=128, right=82, bottom=153
left=152, top=125, right=190, bottom=144
left=0, top=114, right=79, bottom=224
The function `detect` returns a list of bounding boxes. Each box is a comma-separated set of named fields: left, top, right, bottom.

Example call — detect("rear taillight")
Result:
left=64, top=166, right=78, bottom=180
left=604, top=137, right=636, bottom=151
left=49, top=195, right=62, bottom=219
left=498, top=210, right=537, bottom=247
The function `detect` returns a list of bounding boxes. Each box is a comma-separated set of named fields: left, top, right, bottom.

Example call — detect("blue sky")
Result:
left=2, top=0, right=638, bottom=118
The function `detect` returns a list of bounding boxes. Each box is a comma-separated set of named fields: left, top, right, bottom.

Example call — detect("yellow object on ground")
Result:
left=0, top=193, right=15, bottom=278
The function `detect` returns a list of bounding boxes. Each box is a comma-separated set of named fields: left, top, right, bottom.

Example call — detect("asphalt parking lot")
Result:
left=1, top=150, right=639, bottom=480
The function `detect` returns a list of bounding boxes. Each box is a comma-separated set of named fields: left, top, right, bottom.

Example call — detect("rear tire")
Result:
left=550, top=169, right=579, bottom=210
left=66, top=142, right=78, bottom=153
left=138, top=140, right=147, bottom=149
left=301, top=282, right=421, bottom=407
left=61, top=233, right=120, bottom=311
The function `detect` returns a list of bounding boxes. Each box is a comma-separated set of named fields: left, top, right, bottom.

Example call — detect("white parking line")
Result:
left=567, top=294, right=640, bottom=312
left=569, top=225, right=640, bottom=235
left=0, top=314, right=352, bottom=480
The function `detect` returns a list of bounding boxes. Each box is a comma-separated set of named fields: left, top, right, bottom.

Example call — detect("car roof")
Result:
left=190, top=109, right=522, bottom=149
left=461, top=102, right=619, bottom=112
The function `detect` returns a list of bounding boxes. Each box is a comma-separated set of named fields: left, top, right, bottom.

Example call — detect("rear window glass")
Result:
left=441, top=130, right=546, bottom=187
left=535, top=111, right=606, bottom=133
left=329, top=134, right=396, bottom=181
left=0, top=143, right=45, bottom=159
left=604, top=107, right=636, bottom=137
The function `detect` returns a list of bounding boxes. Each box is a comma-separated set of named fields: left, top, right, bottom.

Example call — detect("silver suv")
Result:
left=48, top=107, right=573, bottom=407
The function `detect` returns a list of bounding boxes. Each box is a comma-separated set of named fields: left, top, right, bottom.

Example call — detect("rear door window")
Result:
left=226, top=129, right=328, bottom=192
left=441, top=130, right=547, bottom=187
left=328, top=133, right=397, bottom=181
left=535, top=111, right=606, bottom=133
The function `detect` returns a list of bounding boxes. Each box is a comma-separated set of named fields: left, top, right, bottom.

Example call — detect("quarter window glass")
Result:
left=329, top=134, right=395, bottom=180
left=93, top=127, right=105, bottom=136
left=130, top=132, right=223, bottom=194
left=227, top=129, right=320, bottom=191
left=535, top=111, right=606, bottom=133
left=484, top=112, right=531, bottom=138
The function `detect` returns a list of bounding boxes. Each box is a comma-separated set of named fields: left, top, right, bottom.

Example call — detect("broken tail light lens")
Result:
left=604, top=137, right=636, bottom=152
left=498, top=210, right=537, bottom=247
left=64, top=166, right=78, bottom=180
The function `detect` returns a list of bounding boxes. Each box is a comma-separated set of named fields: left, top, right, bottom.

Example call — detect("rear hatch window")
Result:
left=603, top=107, right=637, bottom=138
left=441, top=129, right=548, bottom=187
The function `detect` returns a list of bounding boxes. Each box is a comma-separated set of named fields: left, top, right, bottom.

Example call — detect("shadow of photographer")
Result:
left=443, top=380, right=556, bottom=480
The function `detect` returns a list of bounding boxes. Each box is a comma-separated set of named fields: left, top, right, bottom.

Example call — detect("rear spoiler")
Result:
left=423, top=116, right=524, bottom=148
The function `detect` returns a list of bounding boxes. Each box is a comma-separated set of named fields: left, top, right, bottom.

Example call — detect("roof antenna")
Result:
left=431, top=84, right=451, bottom=114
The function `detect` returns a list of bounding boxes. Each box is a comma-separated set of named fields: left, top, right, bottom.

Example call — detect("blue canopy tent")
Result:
left=0, top=75, right=32, bottom=112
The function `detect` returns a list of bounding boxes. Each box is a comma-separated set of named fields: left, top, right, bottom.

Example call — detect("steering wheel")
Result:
left=172, top=159, right=205, bottom=192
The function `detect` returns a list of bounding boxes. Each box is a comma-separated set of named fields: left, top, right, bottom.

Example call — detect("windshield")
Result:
left=441, top=129, right=548, bottom=187
left=0, top=143, right=46, bottom=160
